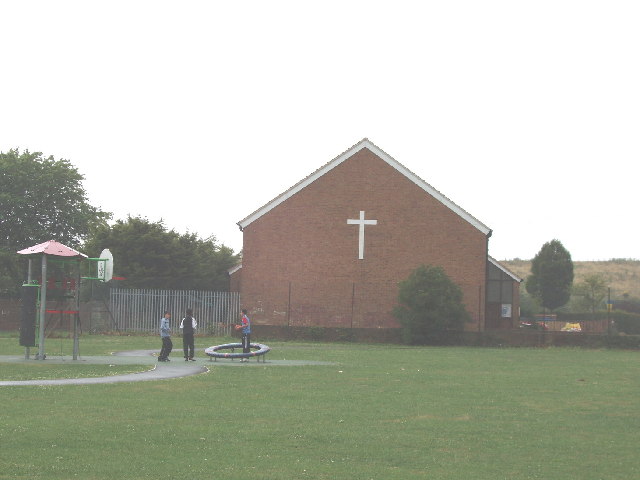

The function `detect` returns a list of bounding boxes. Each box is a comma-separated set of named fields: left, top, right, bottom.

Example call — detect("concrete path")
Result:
left=0, top=350, right=207, bottom=386
left=0, top=349, right=334, bottom=386
left=0, top=363, right=208, bottom=386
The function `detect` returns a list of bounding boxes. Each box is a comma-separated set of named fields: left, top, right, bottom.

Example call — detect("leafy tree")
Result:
left=0, top=149, right=110, bottom=295
left=0, top=149, right=110, bottom=249
left=82, top=216, right=239, bottom=291
left=525, top=239, right=574, bottom=311
left=393, top=265, right=470, bottom=344
left=574, top=273, right=608, bottom=315
left=0, top=249, right=23, bottom=297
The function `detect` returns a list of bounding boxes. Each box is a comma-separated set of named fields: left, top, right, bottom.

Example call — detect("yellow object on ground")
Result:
left=561, top=322, right=582, bottom=332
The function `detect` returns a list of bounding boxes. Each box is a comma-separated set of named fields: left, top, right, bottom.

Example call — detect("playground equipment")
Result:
left=204, top=343, right=271, bottom=362
left=16, top=241, right=115, bottom=361
left=85, top=249, right=114, bottom=282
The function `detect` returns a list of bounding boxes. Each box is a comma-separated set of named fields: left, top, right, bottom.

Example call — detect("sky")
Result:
left=1, top=1, right=638, bottom=261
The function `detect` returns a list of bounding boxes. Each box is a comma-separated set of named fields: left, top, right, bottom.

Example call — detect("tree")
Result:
left=0, top=149, right=110, bottom=249
left=525, top=239, right=574, bottom=311
left=0, top=149, right=110, bottom=295
left=0, top=249, right=23, bottom=296
left=393, top=265, right=470, bottom=344
left=574, top=273, right=608, bottom=315
left=82, top=216, right=239, bottom=291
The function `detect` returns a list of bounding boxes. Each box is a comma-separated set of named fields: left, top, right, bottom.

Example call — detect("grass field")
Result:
left=1, top=334, right=639, bottom=479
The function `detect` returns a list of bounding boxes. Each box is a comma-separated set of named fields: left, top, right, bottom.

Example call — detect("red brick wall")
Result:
left=240, top=148, right=489, bottom=330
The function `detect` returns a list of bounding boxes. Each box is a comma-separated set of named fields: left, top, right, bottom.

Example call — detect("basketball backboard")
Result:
left=98, top=248, right=114, bottom=282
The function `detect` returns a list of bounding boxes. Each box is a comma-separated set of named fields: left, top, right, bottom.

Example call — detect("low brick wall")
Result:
left=240, top=324, right=404, bottom=343
left=236, top=325, right=639, bottom=349
left=476, top=329, right=640, bottom=349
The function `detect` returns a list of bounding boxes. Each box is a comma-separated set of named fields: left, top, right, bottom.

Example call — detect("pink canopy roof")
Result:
left=17, top=240, right=88, bottom=258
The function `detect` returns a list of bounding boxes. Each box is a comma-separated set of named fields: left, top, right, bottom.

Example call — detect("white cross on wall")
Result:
left=347, top=211, right=377, bottom=260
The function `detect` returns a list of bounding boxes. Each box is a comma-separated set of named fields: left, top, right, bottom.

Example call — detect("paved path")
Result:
left=0, top=350, right=207, bottom=386
left=0, top=363, right=208, bottom=386
left=0, top=349, right=334, bottom=386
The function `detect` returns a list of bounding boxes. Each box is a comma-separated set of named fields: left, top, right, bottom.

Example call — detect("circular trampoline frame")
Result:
left=204, top=343, right=271, bottom=362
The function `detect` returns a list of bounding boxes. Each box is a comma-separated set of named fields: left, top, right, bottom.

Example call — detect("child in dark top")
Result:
left=180, top=308, right=197, bottom=361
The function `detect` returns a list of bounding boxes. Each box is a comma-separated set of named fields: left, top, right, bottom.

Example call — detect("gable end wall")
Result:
left=240, top=147, right=489, bottom=330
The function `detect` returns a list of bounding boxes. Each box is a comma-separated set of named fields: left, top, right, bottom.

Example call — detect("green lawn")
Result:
left=1, top=334, right=639, bottom=479
left=0, top=363, right=149, bottom=381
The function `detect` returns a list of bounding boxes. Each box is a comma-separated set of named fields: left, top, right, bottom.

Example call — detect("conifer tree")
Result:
left=526, top=239, right=574, bottom=311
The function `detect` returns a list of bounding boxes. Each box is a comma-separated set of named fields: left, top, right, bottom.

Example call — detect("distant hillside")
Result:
left=500, top=259, right=640, bottom=300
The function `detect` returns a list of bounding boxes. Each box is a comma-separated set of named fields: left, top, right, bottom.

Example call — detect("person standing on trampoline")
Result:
left=180, top=308, right=197, bottom=361
left=158, top=311, right=172, bottom=362
left=238, top=309, right=251, bottom=356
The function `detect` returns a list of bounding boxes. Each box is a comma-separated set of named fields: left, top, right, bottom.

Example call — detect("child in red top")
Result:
left=238, top=309, right=251, bottom=356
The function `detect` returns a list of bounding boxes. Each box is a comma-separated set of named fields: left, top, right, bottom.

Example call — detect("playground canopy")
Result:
left=17, top=239, right=87, bottom=258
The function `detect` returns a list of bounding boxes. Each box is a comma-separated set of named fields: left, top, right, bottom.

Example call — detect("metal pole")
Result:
left=37, top=254, right=47, bottom=360
left=350, top=282, right=355, bottom=330
left=25, top=259, right=33, bottom=359
left=607, top=287, right=611, bottom=336
left=287, top=281, right=291, bottom=327
left=73, top=261, right=81, bottom=359
left=478, top=285, right=482, bottom=332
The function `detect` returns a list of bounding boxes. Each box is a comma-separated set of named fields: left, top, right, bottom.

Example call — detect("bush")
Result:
left=393, top=265, right=470, bottom=345
left=613, top=313, right=640, bottom=335
left=308, top=326, right=325, bottom=341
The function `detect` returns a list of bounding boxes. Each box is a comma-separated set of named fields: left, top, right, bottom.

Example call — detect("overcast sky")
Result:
left=2, top=1, right=638, bottom=261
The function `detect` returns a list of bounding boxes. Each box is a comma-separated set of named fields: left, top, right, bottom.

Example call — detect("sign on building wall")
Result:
left=501, top=304, right=512, bottom=318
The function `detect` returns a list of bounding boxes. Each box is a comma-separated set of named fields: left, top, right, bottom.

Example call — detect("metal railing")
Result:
left=109, top=288, right=240, bottom=335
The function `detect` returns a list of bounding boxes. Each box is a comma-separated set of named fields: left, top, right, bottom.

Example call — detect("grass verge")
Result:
left=0, top=363, right=149, bottom=381
left=1, top=334, right=639, bottom=479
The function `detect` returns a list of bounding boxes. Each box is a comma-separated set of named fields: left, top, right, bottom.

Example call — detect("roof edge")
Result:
left=488, top=256, right=523, bottom=282
left=238, top=138, right=491, bottom=235
left=238, top=138, right=372, bottom=229
left=228, top=263, right=242, bottom=275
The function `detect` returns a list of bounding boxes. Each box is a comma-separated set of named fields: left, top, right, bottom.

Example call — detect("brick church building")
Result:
left=230, top=139, right=520, bottom=332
